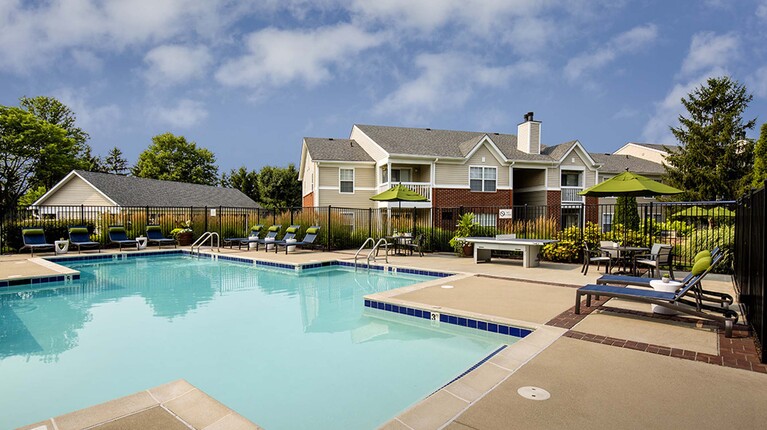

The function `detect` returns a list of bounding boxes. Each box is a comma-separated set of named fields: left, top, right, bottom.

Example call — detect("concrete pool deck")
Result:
left=3, top=247, right=766, bottom=429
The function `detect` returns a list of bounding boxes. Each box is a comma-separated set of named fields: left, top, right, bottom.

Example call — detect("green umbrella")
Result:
left=579, top=171, right=684, bottom=197
left=370, top=184, right=428, bottom=234
left=707, top=207, right=735, bottom=218
left=671, top=206, right=710, bottom=219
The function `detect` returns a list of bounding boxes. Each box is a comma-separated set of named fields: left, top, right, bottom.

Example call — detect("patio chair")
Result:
left=634, top=244, right=673, bottom=278
left=226, top=224, right=263, bottom=249
left=108, top=225, right=138, bottom=251
left=252, top=225, right=281, bottom=251
left=20, top=228, right=54, bottom=256
left=290, top=226, right=323, bottom=253
left=146, top=225, right=177, bottom=249
left=596, top=249, right=732, bottom=307
left=576, top=254, right=739, bottom=337
left=402, top=234, right=425, bottom=257
left=599, top=240, right=620, bottom=270
left=581, top=241, right=611, bottom=275
left=272, top=225, right=300, bottom=251
left=68, top=226, right=101, bottom=254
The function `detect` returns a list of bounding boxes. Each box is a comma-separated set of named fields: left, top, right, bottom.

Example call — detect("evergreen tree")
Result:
left=613, top=195, right=640, bottom=230
left=104, top=147, right=130, bottom=175
left=221, top=167, right=259, bottom=202
left=664, top=76, right=756, bottom=201
left=132, top=133, right=218, bottom=185
left=752, top=123, right=767, bottom=189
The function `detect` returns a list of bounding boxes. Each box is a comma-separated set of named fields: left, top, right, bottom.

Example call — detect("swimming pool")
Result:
left=0, top=255, right=515, bottom=429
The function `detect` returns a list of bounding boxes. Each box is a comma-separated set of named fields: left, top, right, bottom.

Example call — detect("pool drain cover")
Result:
left=441, top=285, right=454, bottom=289
left=517, top=386, right=550, bottom=401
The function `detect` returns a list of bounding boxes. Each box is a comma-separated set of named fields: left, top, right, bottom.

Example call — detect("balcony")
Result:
left=561, top=186, right=584, bottom=203
left=379, top=182, right=432, bottom=202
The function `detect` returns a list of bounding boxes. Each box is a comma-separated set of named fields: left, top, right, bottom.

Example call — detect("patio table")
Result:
left=600, top=245, right=649, bottom=275
left=385, top=235, right=413, bottom=255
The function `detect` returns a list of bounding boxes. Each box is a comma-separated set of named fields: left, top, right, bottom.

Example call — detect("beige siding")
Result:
left=435, top=145, right=508, bottom=187
left=42, top=176, right=114, bottom=206
left=350, top=126, right=387, bottom=161
left=615, top=144, right=667, bottom=164
left=319, top=166, right=375, bottom=188
left=319, top=166, right=338, bottom=187
left=317, top=189, right=376, bottom=208
left=354, top=167, right=376, bottom=187
left=547, top=168, right=559, bottom=189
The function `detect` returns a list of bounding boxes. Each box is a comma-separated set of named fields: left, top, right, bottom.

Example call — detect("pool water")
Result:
left=0, top=255, right=512, bottom=429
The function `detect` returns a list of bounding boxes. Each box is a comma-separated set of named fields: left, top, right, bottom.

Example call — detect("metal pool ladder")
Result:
left=354, top=237, right=388, bottom=270
left=191, top=232, right=220, bottom=256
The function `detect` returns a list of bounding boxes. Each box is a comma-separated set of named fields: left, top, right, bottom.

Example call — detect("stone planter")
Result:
left=177, top=231, right=193, bottom=246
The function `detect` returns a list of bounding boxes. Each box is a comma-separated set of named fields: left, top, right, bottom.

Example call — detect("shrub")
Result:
left=673, top=225, right=734, bottom=273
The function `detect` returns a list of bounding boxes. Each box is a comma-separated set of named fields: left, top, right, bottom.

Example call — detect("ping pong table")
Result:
left=463, top=236, right=558, bottom=268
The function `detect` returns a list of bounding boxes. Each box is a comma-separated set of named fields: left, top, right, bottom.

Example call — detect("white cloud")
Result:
left=0, top=0, right=234, bottom=74
left=565, top=24, right=658, bottom=82
left=52, top=87, right=121, bottom=134
left=215, top=24, right=385, bottom=89
left=152, top=99, right=208, bottom=128
left=71, top=50, right=103, bottom=73
left=144, top=45, right=212, bottom=86
left=757, top=0, right=767, bottom=19
left=679, top=32, right=739, bottom=77
left=373, top=52, right=543, bottom=120
left=748, top=65, right=767, bottom=98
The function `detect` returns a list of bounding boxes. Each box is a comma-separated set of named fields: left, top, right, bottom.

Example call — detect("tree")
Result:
left=664, top=76, right=756, bottom=201
left=221, top=166, right=259, bottom=202
left=613, top=195, right=640, bottom=230
left=752, top=123, right=767, bottom=189
left=132, top=133, right=218, bottom=185
left=19, top=96, right=92, bottom=187
left=104, top=147, right=130, bottom=175
left=0, top=106, right=73, bottom=212
left=257, top=164, right=301, bottom=208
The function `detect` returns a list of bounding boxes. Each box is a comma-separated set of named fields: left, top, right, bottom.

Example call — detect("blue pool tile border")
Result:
left=0, top=273, right=80, bottom=289
left=364, top=299, right=533, bottom=339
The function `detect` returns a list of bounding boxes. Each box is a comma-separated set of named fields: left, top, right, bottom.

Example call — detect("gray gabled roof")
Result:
left=71, top=170, right=260, bottom=207
left=304, top=138, right=374, bottom=162
left=354, top=124, right=558, bottom=162
left=629, top=142, right=676, bottom=152
left=590, top=153, right=666, bottom=175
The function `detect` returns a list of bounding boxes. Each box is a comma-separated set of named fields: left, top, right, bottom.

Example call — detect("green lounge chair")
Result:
left=68, top=226, right=101, bottom=254
left=108, top=226, right=138, bottom=251
left=20, top=228, right=54, bottom=256
left=228, top=225, right=264, bottom=250
left=146, top=225, right=177, bottom=249
left=272, top=225, right=300, bottom=252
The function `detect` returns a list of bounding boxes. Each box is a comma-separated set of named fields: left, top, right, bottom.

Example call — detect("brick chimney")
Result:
left=517, top=112, right=541, bottom=154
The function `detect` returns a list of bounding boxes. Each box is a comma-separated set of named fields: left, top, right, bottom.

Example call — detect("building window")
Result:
left=470, top=166, right=497, bottom=192
left=474, top=213, right=497, bottom=227
left=602, top=213, right=613, bottom=232
left=561, top=171, right=581, bottom=187
left=339, top=169, right=354, bottom=193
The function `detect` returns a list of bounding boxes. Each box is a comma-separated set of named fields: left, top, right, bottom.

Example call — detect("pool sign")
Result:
left=499, top=209, right=513, bottom=219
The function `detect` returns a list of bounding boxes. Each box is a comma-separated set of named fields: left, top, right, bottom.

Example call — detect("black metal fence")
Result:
left=734, top=185, right=766, bottom=363
left=1, top=201, right=736, bottom=269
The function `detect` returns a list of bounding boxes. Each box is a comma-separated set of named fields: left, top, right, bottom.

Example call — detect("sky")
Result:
left=1, top=0, right=766, bottom=174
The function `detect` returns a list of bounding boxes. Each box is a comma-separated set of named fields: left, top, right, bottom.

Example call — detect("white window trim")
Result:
left=339, top=168, right=355, bottom=194
left=469, top=165, right=498, bottom=193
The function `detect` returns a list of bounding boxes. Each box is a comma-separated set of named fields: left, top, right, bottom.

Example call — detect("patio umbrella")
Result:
left=580, top=170, right=683, bottom=243
left=671, top=206, right=710, bottom=219
left=370, top=184, right=428, bottom=234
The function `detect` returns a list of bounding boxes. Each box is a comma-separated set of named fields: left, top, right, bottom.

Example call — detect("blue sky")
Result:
left=2, top=0, right=766, bottom=173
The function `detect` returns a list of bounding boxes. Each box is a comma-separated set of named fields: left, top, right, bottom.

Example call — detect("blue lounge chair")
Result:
left=227, top=225, right=264, bottom=250
left=595, top=249, right=731, bottom=306
left=68, top=226, right=101, bottom=254
left=108, top=225, right=137, bottom=251
left=146, top=225, right=177, bottom=249
left=272, top=225, right=300, bottom=252
left=576, top=254, right=738, bottom=336
left=253, top=225, right=281, bottom=251
left=20, top=228, right=54, bottom=256
left=279, top=225, right=323, bottom=253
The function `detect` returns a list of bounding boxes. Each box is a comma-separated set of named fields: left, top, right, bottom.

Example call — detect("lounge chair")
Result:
left=251, top=225, right=281, bottom=251
left=595, top=248, right=732, bottom=306
left=20, top=228, right=54, bottom=256
left=272, top=225, right=300, bottom=252
left=146, top=225, right=177, bottom=249
left=108, top=225, right=138, bottom=251
left=576, top=253, right=739, bottom=336
left=68, top=226, right=101, bottom=254
left=275, top=226, right=323, bottom=253
left=224, top=224, right=264, bottom=249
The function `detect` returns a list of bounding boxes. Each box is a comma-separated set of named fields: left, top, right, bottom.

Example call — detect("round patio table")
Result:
left=600, top=245, right=649, bottom=275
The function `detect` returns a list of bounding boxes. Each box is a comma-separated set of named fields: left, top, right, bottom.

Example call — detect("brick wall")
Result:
left=585, top=196, right=599, bottom=225
left=302, top=192, right=314, bottom=207
left=546, top=191, right=561, bottom=228
left=432, top=188, right=513, bottom=208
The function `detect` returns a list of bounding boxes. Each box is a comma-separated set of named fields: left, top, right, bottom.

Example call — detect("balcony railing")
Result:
left=380, top=182, right=431, bottom=201
left=561, top=187, right=583, bottom=202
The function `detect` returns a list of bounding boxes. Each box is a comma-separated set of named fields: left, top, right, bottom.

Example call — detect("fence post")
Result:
left=290, top=208, right=294, bottom=225
left=80, top=204, right=84, bottom=225
left=273, top=210, right=276, bottom=226
left=219, top=206, right=222, bottom=236
left=523, top=204, right=528, bottom=238
left=413, top=206, right=417, bottom=235
left=327, top=206, right=332, bottom=251
left=368, top=208, right=372, bottom=239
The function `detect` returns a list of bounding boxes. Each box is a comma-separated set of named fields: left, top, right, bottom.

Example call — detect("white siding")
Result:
left=42, top=176, right=114, bottom=206
left=349, top=126, right=387, bottom=161
left=615, top=144, right=667, bottom=164
left=302, top=153, right=315, bottom=197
